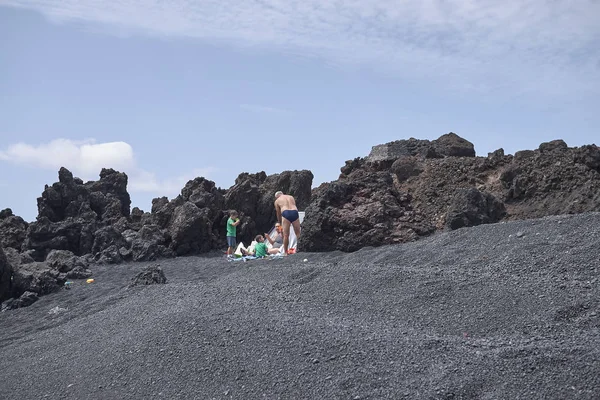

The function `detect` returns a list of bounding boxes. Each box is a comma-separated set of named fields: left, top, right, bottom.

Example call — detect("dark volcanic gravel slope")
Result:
left=1, top=213, right=599, bottom=399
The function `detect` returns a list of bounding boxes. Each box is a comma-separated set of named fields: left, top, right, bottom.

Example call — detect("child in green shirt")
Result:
left=226, top=210, right=241, bottom=258
left=248, top=235, right=268, bottom=258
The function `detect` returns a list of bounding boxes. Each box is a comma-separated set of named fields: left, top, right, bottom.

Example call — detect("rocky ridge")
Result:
left=299, top=134, right=600, bottom=251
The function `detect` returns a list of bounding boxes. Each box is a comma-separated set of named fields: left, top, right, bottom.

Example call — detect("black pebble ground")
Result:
left=1, top=213, right=599, bottom=399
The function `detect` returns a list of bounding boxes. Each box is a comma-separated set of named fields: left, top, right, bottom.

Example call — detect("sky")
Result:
left=1, top=0, right=599, bottom=222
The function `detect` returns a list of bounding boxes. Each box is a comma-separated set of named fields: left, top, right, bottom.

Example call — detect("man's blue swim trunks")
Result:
left=281, top=209, right=299, bottom=223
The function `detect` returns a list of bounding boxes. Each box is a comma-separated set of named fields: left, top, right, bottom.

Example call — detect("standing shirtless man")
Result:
left=274, top=191, right=301, bottom=255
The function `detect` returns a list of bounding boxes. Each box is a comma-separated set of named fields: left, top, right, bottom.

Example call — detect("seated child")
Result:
left=245, top=235, right=281, bottom=258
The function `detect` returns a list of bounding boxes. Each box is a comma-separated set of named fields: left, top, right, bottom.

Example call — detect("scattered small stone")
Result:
left=48, top=306, right=68, bottom=315
left=129, top=265, right=167, bottom=287
left=517, top=231, right=525, bottom=238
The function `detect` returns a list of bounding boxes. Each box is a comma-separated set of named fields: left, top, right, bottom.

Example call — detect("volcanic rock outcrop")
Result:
left=0, top=209, right=28, bottom=251
left=129, top=265, right=167, bottom=287
left=0, top=247, right=12, bottom=302
left=20, top=167, right=313, bottom=264
left=23, top=167, right=131, bottom=260
left=300, top=134, right=600, bottom=252
left=445, top=188, right=506, bottom=230
left=45, top=249, right=93, bottom=279
left=367, top=132, right=475, bottom=163
left=1, top=291, right=39, bottom=311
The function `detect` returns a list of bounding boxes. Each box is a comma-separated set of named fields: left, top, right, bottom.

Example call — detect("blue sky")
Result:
left=1, top=1, right=599, bottom=222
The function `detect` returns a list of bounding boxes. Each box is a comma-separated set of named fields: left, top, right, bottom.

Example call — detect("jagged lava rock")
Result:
left=45, top=249, right=92, bottom=278
left=301, top=134, right=600, bottom=252
left=300, top=171, right=434, bottom=252
left=23, top=167, right=132, bottom=259
left=0, top=247, right=13, bottom=302
left=23, top=217, right=96, bottom=260
left=367, top=132, right=475, bottom=164
left=445, top=188, right=506, bottom=230
left=169, top=202, right=213, bottom=256
left=130, top=225, right=173, bottom=261
left=129, top=265, right=167, bottom=287
left=85, top=168, right=131, bottom=219
left=11, top=262, right=63, bottom=297
left=0, top=209, right=29, bottom=251
left=1, top=291, right=38, bottom=311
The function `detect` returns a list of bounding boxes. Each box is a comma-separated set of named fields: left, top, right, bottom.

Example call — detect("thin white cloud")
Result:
left=0, top=139, right=135, bottom=176
left=240, top=104, right=290, bottom=114
left=2, top=0, right=599, bottom=101
left=0, top=138, right=215, bottom=195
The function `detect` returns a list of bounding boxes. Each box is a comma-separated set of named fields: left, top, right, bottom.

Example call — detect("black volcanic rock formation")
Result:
left=129, top=265, right=167, bottom=287
left=300, top=133, right=600, bottom=252
left=445, top=188, right=506, bottom=230
left=25, top=167, right=132, bottom=260
left=0, top=247, right=13, bottom=302
left=0, top=209, right=28, bottom=251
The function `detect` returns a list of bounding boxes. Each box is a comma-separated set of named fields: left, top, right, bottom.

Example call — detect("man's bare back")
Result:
left=275, top=194, right=297, bottom=214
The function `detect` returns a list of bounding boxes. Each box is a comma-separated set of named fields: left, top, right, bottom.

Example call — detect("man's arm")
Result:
left=232, top=219, right=241, bottom=227
left=265, top=234, right=274, bottom=245
left=275, top=202, right=282, bottom=224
